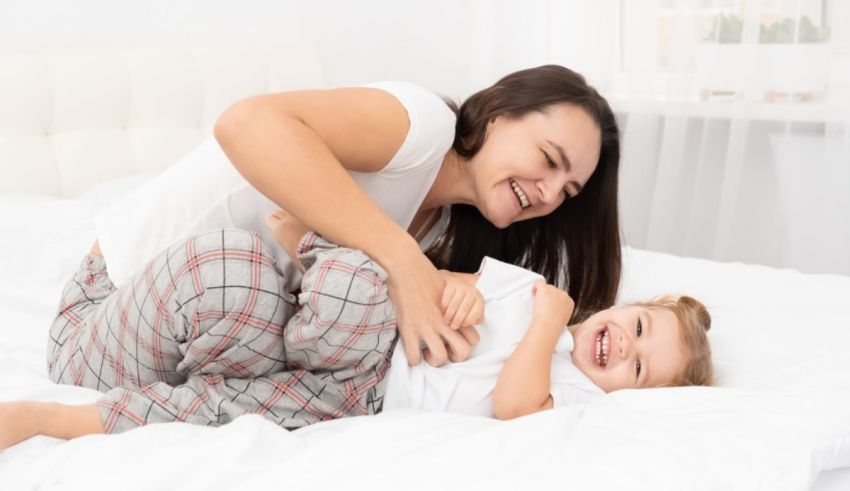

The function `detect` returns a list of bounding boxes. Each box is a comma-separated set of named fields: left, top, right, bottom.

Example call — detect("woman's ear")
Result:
left=484, top=115, right=503, bottom=139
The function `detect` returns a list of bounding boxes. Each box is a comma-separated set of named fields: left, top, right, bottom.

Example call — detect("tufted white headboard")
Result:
left=0, top=44, right=325, bottom=198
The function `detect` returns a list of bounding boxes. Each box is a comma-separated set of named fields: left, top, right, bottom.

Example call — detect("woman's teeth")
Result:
left=510, top=179, right=530, bottom=209
left=595, top=328, right=609, bottom=367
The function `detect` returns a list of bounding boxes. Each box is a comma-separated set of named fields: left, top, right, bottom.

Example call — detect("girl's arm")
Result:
left=0, top=402, right=103, bottom=450
left=492, top=282, right=575, bottom=420
left=215, top=88, right=468, bottom=367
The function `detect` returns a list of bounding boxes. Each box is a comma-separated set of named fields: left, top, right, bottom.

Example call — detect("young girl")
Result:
left=0, top=215, right=711, bottom=449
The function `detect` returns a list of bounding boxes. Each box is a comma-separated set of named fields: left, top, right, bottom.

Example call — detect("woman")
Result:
left=0, top=64, right=621, bottom=447
left=214, top=64, right=621, bottom=366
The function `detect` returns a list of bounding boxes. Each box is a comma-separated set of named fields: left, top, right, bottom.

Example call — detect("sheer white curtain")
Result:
left=612, top=0, right=850, bottom=275
left=470, top=0, right=850, bottom=275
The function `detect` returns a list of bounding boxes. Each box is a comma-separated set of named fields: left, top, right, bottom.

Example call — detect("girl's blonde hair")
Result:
left=630, top=295, right=714, bottom=387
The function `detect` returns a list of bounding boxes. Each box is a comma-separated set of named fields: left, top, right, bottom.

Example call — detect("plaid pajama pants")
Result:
left=48, top=229, right=398, bottom=433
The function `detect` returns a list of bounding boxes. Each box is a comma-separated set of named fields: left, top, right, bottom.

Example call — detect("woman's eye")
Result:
left=636, top=318, right=643, bottom=337
left=543, top=151, right=572, bottom=199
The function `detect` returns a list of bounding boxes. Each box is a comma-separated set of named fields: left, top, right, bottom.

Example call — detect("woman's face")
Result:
left=467, top=103, right=602, bottom=229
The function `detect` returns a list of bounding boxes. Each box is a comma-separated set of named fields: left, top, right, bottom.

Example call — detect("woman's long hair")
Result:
left=429, top=65, right=621, bottom=321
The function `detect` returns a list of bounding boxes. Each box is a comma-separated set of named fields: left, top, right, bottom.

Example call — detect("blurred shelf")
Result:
left=609, top=97, right=850, bottom=123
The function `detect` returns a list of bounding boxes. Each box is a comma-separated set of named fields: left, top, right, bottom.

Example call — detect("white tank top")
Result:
left=94, top=81, right=456, bottom=289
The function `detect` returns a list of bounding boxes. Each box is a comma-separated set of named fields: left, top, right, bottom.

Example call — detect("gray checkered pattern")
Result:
left=49, top=229, right=398, bottom=432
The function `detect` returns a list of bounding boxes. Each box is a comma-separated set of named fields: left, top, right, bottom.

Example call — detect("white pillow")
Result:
left=75, top=174, right=155, bottom=216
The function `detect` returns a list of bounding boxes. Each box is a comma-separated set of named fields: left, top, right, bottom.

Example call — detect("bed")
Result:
left=1, top=47, right=849, bottom=491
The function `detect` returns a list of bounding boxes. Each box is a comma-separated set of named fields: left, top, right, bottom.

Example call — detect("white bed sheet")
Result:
left=1, top=182, right=849, bottom=490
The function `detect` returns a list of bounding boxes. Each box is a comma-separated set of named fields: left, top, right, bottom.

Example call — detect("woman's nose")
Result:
left=536, top=179, right=561, bottom=205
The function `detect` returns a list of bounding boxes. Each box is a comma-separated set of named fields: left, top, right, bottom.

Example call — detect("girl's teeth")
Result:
left=595, top=328, right=609, bottom=367
left=595, top=329, right=609, bottom=367
left=596, top=337, right=602, bottom=364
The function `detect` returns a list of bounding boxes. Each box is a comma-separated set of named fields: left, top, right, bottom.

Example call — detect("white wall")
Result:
left=2, top=0, right=847, bottom=275
left=0, top=0, right=615, bottom=100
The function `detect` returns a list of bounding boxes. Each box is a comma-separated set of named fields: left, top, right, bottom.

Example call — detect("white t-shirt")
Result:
left=382, top=257, right=603, bottom=417
left=94, top=81, right=456, bottom=288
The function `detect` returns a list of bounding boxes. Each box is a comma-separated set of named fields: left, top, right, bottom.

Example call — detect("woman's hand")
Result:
left=531, top=281, right=575, bottom=331
left=265, top=209, right=476, bottom=366
left=439, top=271, right=484, bottom=330
left=386, top=254, right=474, bottom=366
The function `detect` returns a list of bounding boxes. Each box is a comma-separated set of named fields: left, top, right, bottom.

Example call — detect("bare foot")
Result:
left=90, top=241, right=102, bottom=256
left=265, top=210, right=310, bottom=273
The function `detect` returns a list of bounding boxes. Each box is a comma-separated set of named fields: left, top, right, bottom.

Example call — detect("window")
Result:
left=616, top=0, right=843, bottom=109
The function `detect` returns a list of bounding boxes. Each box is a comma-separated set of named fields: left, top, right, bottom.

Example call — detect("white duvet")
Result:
left=1, top=181, right=849, bottom=490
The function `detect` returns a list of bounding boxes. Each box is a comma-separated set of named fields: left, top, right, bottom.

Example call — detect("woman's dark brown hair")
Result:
left=429, top=64, right=621, bottom=321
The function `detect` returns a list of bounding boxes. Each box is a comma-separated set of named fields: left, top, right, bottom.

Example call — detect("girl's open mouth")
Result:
left=594, top=326, right=610, bottom=367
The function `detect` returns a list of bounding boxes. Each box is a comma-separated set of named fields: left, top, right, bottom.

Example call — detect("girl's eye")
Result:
left=635, top=317, right=644, bottom=381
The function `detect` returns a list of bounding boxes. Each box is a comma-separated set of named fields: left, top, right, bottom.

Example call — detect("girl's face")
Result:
left=569, top=305, right=688, bottom=393
left=466, top=103, right=601, bottom=229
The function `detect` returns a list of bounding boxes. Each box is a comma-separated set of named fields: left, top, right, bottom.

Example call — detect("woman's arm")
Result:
left=0, top=401, right=103, bottom=450
left=215, top=88, right=469, bottom=366
left=215, top=88, right=409, bottom=247
left=492, top=282, right=575, bottom=420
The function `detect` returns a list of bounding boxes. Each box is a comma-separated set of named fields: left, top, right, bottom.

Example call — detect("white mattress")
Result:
left=1, top=178, right=849, bottom=490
